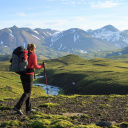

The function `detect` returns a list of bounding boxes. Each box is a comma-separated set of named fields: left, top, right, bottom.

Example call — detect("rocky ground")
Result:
left=0, top=94, right=128, bottom=127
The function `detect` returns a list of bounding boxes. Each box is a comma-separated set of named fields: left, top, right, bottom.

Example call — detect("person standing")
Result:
left=14, top=43, right=44, bottom=115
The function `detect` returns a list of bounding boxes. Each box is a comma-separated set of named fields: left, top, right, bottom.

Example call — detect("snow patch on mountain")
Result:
left=43, top=32, right=52, bottom=37
left=31, top=34, right=40, bottom=40
left=80, top=50, right=87, bottom=53
left=123, top=38, right=128, bottom=44
left=42, top=36, right=45, bottom=39
left=58, top=44, right=62, bottom=50
left=74, top=34, right=80, bottom=43
left=50, top=42, right=54, bottom=47
left=92, top=28, right=121, bottom=42
left=52, top=32, right=60, bottom=38
left=9, top=29, right=14, bottom=39
left=8, top=29, right=12, bottom=33
left=24, top=42, right=27, bottom=48
left=10, top=33, right=15, bottom=39
left=71, top=28, right=76, bottom=33
left=46, top=32, right=52, bottom=36
left=51, top=32, right=63, bottom=43
left=33, top=30, right=39, bottom=34
left=43, top=32, right=48, bottom=36
left=1, top=41, right=4, bottom=45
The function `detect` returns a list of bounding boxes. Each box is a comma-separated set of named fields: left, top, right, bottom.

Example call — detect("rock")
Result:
left=120, top=123, right=128, bottom=128
left=61, top=113, right=83, bottom=117
left=96, top=121, right=116, bottom=127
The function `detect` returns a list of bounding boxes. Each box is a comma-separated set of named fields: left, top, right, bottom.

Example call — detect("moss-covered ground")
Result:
left=1, top=94, right=128, bottom=127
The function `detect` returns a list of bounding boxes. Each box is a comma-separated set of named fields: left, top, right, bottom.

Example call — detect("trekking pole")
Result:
left=43, top=62, right=50, bottom=108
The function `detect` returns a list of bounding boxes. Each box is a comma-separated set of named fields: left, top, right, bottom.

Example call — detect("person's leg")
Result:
left=15, top=75, right=32, bottom=110
left=14, top=75, right=27, bottom=114
left=25, top=75, right=33, bottom=112
left=15, top=75, right=27, bottom=109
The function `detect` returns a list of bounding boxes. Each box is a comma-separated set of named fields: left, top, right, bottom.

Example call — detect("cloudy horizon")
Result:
left=0, top=0, right=128, bottom=31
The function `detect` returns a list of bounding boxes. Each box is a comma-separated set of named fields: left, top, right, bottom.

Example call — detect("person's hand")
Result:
left=42, top=62, right=46, bottom=68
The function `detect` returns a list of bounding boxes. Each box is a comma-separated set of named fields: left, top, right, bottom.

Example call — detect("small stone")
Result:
left=96, top=121, right=115, bottom=127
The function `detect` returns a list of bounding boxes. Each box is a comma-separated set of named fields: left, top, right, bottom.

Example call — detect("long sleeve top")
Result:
left=26, top=51, right=43, bottom=75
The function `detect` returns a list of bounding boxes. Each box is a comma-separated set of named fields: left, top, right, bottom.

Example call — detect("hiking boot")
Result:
left=26, top=109, right=36, bottom=114
left=13, top=106, right=23, bottom=115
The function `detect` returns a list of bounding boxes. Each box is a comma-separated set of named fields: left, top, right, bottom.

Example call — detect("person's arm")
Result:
left=32, top=54, right=43, bottom=69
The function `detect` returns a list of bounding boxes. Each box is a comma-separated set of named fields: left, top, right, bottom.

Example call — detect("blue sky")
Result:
left=0, top=0, right=128, bottom=31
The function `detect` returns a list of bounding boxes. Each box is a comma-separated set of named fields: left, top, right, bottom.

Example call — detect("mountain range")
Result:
left=1, top=25, right=128, bottom=59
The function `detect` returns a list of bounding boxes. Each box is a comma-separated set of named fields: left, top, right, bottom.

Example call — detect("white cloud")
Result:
left=90, top=0, right=120, bottom=8
left=61, top=0, right=86, bottom=5
left=47, top=0, right=54, bottom=1
left=93, top=14, right=114, bottom=19
left=17, top=12, right=26, bottom=17
left=124, top=17, right=128, bottom=20
left=20, top=16, right=87, bottom=30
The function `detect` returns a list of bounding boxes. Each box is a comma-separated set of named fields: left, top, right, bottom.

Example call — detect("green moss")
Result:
left=39, top=103, right=60, bottom=108
left=51, top=119, right=74, bottom=128
left=70, top=115, right=79, bottom=120
left=80, top=114, right=90, bottom=118
left=30, top=119, right=51, bottom=128
left=1, top=120, right=22, bottom=127
left=84, top=124, right=101, bottom=128
left=0, top=99, right=4, bottom=102
left=29, top=120, right=45, bottom=128
left=29, top=113, right=45, bottom=120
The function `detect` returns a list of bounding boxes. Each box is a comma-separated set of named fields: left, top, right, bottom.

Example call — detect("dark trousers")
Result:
left=15, top=74, right=33, bottom=112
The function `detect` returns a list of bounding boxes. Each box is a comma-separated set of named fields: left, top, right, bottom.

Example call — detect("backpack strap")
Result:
left=18, top=57, right=20, bottom=71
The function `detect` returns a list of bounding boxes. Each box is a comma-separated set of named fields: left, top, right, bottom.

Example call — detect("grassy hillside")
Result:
left=107, top=54, right=128, bottom=60
left=38, top=54, right=128, bottom=95
left=0, top=54, right=11, bottom=61
left=2, top=54, right=128, bottom=96
left=1, top=56, right=128, bottom=127
left=0, top=61, right=46, bottom=100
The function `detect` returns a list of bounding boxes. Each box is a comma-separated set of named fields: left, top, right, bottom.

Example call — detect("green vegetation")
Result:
left=37, top=54, right=128, bottom=95
left=0, top=54, right=11, bottom=61
left=1, top=53, right=128, bottom=95
left=39, top=103, right=60, bottom=108
left=1, top=54, right=128, bottom=127
left=1, top=120, right=22, bottom=127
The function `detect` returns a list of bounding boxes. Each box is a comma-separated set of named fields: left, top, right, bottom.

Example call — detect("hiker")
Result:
left=14, top=43, right=45, bottom=115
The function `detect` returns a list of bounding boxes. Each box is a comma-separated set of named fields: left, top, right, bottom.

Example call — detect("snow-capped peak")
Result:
left=101, top=25, right=119, bottom=32
left=87, top=25, right=121, bottom=43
